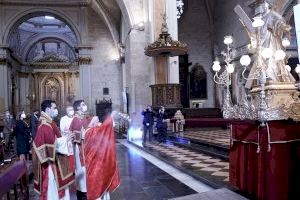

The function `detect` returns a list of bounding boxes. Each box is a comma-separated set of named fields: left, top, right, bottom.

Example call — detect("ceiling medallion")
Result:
left=177, top=0, right=184, bottom=19
left=144, top=14, right=187, bottom=57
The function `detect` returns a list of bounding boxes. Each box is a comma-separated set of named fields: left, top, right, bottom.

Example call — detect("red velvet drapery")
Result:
left=230, top=120, right=300, bottom=200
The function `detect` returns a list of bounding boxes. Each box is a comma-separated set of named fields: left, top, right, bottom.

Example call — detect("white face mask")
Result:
left=21, top=114, right=26, bottom=119
left=67, top=110, right=74, bottom=117
left=51, top=109, right=58, bottom=118
left=82, top=105, right=88, bottom=112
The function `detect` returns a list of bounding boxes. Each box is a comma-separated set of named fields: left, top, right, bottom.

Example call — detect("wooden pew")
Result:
left=0, top=160, right=29, bottom=200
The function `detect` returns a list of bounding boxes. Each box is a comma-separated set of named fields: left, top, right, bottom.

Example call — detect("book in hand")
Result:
left=73, top=131, right=82, bottom=143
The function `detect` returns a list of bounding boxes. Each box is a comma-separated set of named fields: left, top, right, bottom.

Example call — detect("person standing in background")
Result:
left=2, top=111, right=14, bottom=151
left=60, top=106, right=75, bottom=136
left=141, top=105, right=155, bottom=144
left=60, top=106, right=75, bottom=156
left=30, top=109, right=39, bottom=140
left=15, top=111, right=31, bottom=160
left=156, top=106, right=168, bottom=144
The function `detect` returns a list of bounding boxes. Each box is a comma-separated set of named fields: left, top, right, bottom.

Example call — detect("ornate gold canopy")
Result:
left=144, top=14, right=187, bottom=57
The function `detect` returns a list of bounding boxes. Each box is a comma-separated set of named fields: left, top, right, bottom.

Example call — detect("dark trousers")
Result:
left=143, top=125, right=153, bottom=143
left=157, top=128, right=167, bottom=143
left=77, top=190, right=87, bottom=200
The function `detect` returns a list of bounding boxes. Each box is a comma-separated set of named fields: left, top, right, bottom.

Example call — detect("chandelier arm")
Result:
left=242, top=66, right=249, bottom=80
left=213, top=72, right=222, bottom=85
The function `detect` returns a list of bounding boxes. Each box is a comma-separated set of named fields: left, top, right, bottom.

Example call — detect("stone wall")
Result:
left=86, top=7, right=122, bottom=112
left=178, top=0, right=215, bottom=108
left=214, top=0, right=252, bottom=54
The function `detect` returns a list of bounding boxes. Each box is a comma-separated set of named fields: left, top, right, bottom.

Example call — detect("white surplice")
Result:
left=47, top=136, right=72, bottom=200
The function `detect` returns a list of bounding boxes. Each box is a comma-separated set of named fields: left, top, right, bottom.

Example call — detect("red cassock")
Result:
left=32, top=117, right=75, bottom=200
left=84, top=116, right=120, bottom=200
left=69, top=115, right=93, bottom=167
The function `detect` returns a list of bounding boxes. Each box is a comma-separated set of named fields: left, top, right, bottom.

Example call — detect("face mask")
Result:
left=67, top=110, right=74, bottom=117
left=82, top=105, right=88, bottom=112
left=21, top=114, right=26, bottom=119
left=51, top=109, right=58, bottom=118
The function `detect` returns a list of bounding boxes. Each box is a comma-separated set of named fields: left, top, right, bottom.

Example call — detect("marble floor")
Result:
left=182, top=128, right=230, bottom=148
left=27, top=140, right=213, bottom=200
left=132, top=140, right=230, bottom=189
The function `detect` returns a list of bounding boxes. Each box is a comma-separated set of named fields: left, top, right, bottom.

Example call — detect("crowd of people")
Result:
left=0, top=99, right=120, bottom=200
left=1, top=102, right=171, bottom=199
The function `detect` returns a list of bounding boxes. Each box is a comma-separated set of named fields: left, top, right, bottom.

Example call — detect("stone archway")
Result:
left=2, top=8, right=81, bottom=45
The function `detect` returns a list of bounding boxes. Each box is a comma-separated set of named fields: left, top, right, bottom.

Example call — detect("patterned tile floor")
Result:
left=181, top=128, right=230, bottom=148
left=25, top=143, right=197, bottom=200
left=141, top=142, right=230, bottom=188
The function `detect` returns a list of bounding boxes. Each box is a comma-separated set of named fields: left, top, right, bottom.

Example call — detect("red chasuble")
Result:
left=85, top=116, right=120, bottom=200
left=32, top=112, right=75, bottom=200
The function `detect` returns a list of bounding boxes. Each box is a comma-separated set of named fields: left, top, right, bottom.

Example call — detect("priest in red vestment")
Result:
left=32, top=100, right=75, bottom=200
left=69, top=100, right=120, bottom=200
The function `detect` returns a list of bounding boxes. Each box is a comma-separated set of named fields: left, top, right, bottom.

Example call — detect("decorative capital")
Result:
left=78, top=56, right=92, bottom=65
left=0, top=47, right=8, bottom=64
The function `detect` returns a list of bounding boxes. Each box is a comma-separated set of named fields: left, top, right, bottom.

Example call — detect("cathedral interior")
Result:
left=1, top=0, right=300, bottom=199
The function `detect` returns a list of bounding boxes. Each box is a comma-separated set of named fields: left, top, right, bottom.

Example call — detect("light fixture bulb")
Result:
left=285, top=65, right=291, bottom=72
left=45, top=16, right=55, bottom=20
left=226, top=64, right=235, bottom=74
left=252, top=16, right=265, bottom=28
left=212, top=61, right=221, bottom=72
left=274, top=50, right=286, bottom=61
left=295, top=64, right=300, bottom=73
left=240, top=55, right=251, bottom=66
left=282, top=38, right=290, bottom=48
left=224, top=36, right=233, bottom=45
left=261, top=48, right=273, bottom=59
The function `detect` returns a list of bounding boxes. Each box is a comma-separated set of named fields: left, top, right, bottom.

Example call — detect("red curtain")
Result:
left=230, top=120, right=300, bottom=200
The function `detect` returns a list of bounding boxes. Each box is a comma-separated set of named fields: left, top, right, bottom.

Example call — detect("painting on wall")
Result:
left=189, top=63, right=207, bottom=99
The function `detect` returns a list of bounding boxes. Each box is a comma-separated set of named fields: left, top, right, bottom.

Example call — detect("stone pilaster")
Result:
left=166, top=0, right=179, bottom=84
left=77, top=46, right=93, bottom=111
left=0, top=46, right=9, bottom=111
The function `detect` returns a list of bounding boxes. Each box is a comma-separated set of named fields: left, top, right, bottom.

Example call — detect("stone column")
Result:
left=152, top=0, right=180, bottom=84
left=126, top=30, right=152, bottom=113
left=32, top=73, right=38, bottom=110
left=166, top=0, right=179, bottom=84
left=78, top=46, right=93, bottom=111
left=0, top=46, right=9, bottom=111
left=154, top=0, right=168, bottom=83
left=63, top=72, right=68, bottom=106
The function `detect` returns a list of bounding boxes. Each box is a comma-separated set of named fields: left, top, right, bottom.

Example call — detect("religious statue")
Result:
left=45, top=78, right=60, bottom=102
left=246, top=2, right=295, bottom=88
left=33, top=44, right=45, bottom=61
left=173, top=110, right=185, bottom=134
left=57, top=46, right=69, bottom=61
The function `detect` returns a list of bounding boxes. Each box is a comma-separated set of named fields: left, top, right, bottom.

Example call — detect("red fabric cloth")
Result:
left=230, top=120, right=300, bottom=200
left=85, top=116, right=120, bottom=200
